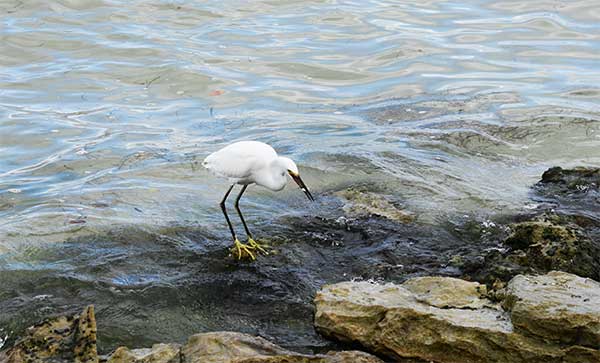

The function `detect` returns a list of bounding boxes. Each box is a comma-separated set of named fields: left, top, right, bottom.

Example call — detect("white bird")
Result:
left=203, top=141, right=314, bottom=260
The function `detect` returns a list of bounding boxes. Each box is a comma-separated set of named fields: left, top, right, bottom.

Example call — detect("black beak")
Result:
left=290, top=172, right=315, bottom=201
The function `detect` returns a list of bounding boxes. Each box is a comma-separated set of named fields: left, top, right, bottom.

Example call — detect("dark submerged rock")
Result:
left=535, top=166, right=600, bottom=219
left=539, top=166, right=600, bottom=190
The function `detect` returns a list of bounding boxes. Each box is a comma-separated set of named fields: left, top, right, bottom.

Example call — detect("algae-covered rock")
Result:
left=179, top=331, right=384, bottom=363
left=503, top=271, right=600, bottom=348
left=314, top=272, right=600, bottom=363
left=0, top=305, right=98, bottom=363
left=504, top=220, right=600, bottom=280
left=335, top=188, right=413, bottom=222
left=466, top=215, right=600, bottom=285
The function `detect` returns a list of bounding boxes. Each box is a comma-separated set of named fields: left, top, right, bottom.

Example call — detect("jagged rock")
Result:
left=335, top=188, right=414, bottom=222
left=106, top=343, right=181, bottom=363
left=503, top=271, right=600, bottom=347
left=466, top=167, right=600, bottom=286
left=314, top=272, right=600, bottom=363
left=179, top=331, right=384, bottom=363
left=0, top=305, right=98, bottom=363
left=504, top=220, right=599, bottom=280
left=465, top=215, right=600, bottom=285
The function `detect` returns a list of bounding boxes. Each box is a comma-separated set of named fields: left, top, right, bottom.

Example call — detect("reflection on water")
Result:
left=1, top=0, right=599, bottom=353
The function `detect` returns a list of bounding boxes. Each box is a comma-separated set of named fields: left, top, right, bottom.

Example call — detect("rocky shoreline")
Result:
left=2, top=166, right=599, bottom=362
left=1, top=307, right=383, bottom=362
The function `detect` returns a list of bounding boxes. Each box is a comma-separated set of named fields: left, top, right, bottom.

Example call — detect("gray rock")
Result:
left=503, top=271, right=600, bottom=347
left=314, top=272, right=600, bottom=363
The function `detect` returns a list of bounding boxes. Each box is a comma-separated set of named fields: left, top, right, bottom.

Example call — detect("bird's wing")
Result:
left=203, top=141, right=277, bottom=180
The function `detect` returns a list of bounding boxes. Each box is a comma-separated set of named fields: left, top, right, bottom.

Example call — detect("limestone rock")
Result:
left=0, top=305, right=98, bottom=363
left=106, top=343, right=181, bottom=363
left=180, top=331, right=384, bottom=363
left=503, top=271, right=600, bottom=347
left=402, top=276, right=488, bottom=309
left=314, top=272, right=600, bottom=363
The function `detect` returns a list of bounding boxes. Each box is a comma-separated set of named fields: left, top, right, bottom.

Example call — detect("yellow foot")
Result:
left=231, top=238, right=255, bottom=260
left=247, top=238, right=269, bottom=255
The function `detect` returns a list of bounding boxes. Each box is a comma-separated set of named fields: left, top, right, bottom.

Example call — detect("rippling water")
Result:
left=1, top=0, right=600, bottom=353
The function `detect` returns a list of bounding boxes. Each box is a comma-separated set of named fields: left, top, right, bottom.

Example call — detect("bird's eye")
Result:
left=281, top=172, right=285, bottom=177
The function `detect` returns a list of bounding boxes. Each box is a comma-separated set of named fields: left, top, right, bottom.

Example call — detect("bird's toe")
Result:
left=231, top=238, right=256, bottom=260
left=247, top=238, right=269, bottom=255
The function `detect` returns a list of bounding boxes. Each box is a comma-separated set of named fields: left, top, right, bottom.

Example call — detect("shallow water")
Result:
left=1, top=0, right=600, bottom=354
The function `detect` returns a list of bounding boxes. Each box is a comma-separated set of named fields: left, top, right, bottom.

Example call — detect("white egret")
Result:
left=203, top=141, right=314, bottom=260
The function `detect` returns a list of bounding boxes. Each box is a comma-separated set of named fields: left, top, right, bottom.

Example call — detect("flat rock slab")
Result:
left=504, top=271, right=600, bottom=347
left=314, top=272, right=600, bottom=363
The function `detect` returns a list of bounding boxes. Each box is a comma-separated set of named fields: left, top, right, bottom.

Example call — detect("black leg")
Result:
left=220, top=184, right=237, bottom=240
left=234, top=184, right=253, bottom=239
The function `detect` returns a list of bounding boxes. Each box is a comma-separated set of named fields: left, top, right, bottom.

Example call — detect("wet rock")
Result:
left=468, top=215, right=600, bottom=285
left=539, top=166, right=600, bottom=192
left=335, top=187, right=414, bottom=222
left=106, top=343, right=181, bottom=363
left=179, top=331, right=383, bottom=363
left=503, top=271, right=600, bottom=348
left=534, top=166, right=600, bottom=220
left=314, top=272, right=600, bottom=363
left=0, top=305, right=98, bottom=363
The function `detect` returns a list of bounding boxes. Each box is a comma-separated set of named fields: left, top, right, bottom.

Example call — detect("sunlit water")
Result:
left=1, top=0, right=600, bottom=353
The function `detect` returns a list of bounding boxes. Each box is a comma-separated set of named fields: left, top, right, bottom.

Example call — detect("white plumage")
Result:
left=204, top=141, right=278, bottom=185
left=203, top=140, right=314, bottom=260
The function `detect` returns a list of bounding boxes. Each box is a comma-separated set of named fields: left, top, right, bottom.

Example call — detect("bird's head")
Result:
left=278, top=157, right=315, bottom=201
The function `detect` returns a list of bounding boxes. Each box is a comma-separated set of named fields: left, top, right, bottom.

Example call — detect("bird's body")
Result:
left=203, top=140, right=314, bottom=260
left=204, top=141, right=290, bottom=190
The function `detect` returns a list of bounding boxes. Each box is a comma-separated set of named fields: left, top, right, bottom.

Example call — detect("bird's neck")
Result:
left=255, top=160, right=287, bottom=191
